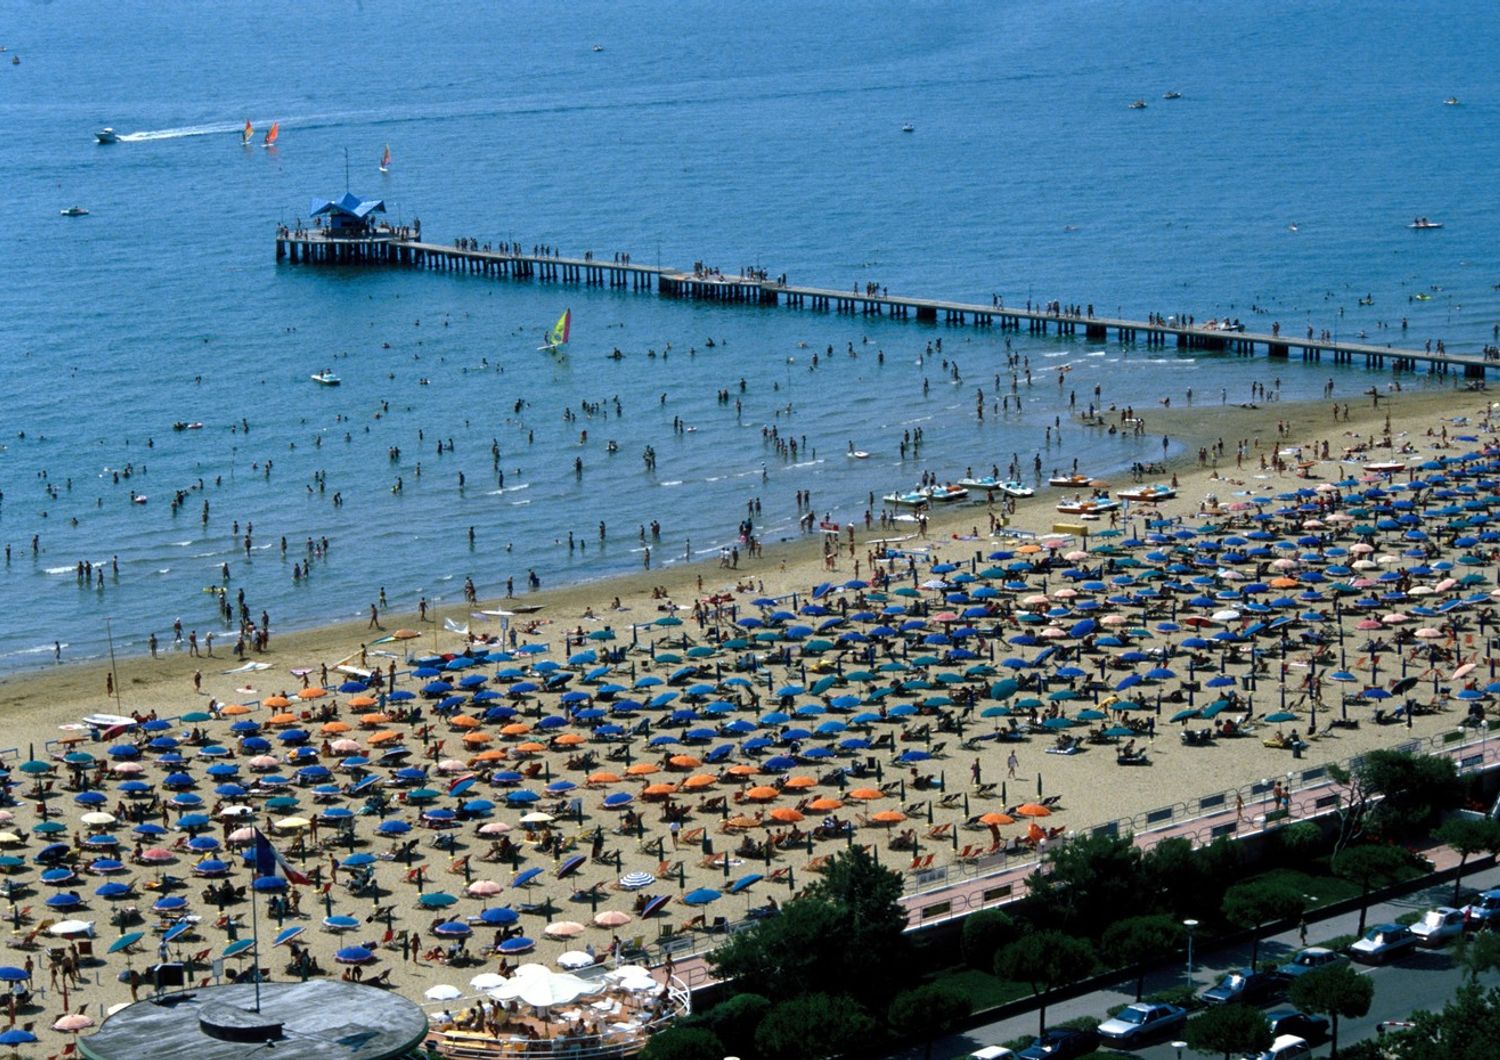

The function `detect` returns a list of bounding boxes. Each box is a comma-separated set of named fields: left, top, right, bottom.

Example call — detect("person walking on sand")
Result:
left=368, top=603, right=380, bottom=629
left=1007, top=750, right=1019, bottom=779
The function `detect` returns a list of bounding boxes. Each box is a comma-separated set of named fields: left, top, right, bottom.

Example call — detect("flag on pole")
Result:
left=253, top=828, right=310, bottom=885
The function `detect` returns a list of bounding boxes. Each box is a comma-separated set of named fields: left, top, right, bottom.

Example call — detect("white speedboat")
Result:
left=95, top=127, right=119, bottom=144
left=310, top=370, right=342, bottom=386
left=60, top=206, right=90, bottom=217
left=1408, top=218, right=1444, bottom=230
left=901, top=123, right=914, bottom=133
left=1162, top=91, right=1182, bottom=100
left=1444, top=97, right=1459, bottom=106
left=1128, top=100, right=1147, bottom=110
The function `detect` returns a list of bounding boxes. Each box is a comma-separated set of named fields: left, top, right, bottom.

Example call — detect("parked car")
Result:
left=1015, top=1027, right=1099, bottom=1059
left=1264, top=1008, right=1330, bottom=1042
left=1201, top=968, right=1282, bottom=1006
left=1097, top=1002, right=1188, bottom=1046
left=1274, top=946, right=1350, bottom=980
left=1349, top=922, right=1419, bottom=964
left=1241, top=1034, right=1312, bottom=1060
left=1460, top=888, right=1500, bottom=929
left=969, top=1049, right=1015, bottom=1060
left=1409, top=906, right=1466, bottom=947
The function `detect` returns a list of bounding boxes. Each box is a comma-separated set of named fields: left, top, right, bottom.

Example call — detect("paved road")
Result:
left=904, top=864, right=1500, bottom=1059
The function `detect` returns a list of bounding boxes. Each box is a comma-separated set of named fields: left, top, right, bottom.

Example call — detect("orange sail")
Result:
left=380, top=144, right=391, bottom=171
left=241, top=120, right=253, bottom=145
left=263, top=121, right=279, bottom=147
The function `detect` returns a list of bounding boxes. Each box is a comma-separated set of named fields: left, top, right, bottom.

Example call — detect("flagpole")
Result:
left=250, top=834, right=263, bottom=1012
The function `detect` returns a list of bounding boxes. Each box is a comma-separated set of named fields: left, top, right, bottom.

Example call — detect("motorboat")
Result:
left=310, top=370, right=342, bottom=386
left=1128, top=100, right=1147, bottom=109
left=1162, top=91, right=1182, bottom=100
left=1116, top=484, right=1177, bottom=503
left=901, top=123, right=914, bottom=133
left=883, top=490, right=929, bottom=508
left=1408, top=218, right=1443, bottom=230
left=60, top=206, right=90, bottom=217
left=95, top=127, right=119, bottom=144
left=1444, top=97, right=1459, bottom=106
left=1048, top=473, right=1095, bottom=489
left=958, top=476, right=1034, bottom=498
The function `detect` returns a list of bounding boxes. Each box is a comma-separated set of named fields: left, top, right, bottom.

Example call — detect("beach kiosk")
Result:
left=308, top=192, right=388, bottom=237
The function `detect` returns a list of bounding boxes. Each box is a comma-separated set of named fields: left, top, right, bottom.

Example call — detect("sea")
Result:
left=2, top=0, right=1498, bottom=672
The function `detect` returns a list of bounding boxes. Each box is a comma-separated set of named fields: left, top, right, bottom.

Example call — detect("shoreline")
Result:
left=0, top=380, right=1472, bottom=719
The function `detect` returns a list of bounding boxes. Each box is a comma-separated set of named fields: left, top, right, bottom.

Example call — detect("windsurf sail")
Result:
left=379, top=144, right=391, bottom=172
left=263, top=121, right=279, bottom=147
left=541, top=308, right=571, bottom=350
left=241, top=120, right=253, bottom=145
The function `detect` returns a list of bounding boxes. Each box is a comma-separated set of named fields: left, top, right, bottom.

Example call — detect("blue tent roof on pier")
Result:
left=308, top=192, right=386, bottom=233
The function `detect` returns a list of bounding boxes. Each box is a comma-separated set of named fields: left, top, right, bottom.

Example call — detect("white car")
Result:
left=1242, top=1035, right=1312, bottom=1060
left=1409, top=906, right=1466, bottom=947
left=969, top=1049, right=1015, bottom=1060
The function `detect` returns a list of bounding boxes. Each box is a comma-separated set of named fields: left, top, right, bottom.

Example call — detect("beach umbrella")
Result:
left=683, top=888, right=721, bottom=906
left=433, top=921, right=473, bottom=938
left=478, top=907, right=519, bottom=926
left=618, top=871, right=655, bottom=890
left=593, top=910, right=632, bottom=927
left=425, top=984, right=463, bottom=1001
left=52, top=1014, right=94, bottom=1032
left=335, top=946, right=375, bottom=964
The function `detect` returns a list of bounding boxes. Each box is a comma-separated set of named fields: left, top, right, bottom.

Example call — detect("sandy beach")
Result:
left=2, top=380, right=1496, bottom=1055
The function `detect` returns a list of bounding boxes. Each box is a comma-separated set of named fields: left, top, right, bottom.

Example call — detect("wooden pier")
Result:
left=275, top=228, right=1490, bottom=379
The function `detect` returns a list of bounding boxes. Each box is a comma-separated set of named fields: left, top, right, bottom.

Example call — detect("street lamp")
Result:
left=1183, top=919, right=1199, bottom=989
left=1170, top=1041, right=1187, bottom=1060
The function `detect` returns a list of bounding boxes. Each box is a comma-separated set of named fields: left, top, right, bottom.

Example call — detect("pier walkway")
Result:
left=275, top=228, right=1492, bottom=379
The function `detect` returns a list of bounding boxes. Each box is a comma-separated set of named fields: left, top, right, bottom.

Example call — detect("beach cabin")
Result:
left=308, top=191, right=388, bottom=237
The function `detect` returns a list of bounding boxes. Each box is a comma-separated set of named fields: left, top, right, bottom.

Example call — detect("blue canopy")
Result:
left=308, top=191, right=386, bottom=221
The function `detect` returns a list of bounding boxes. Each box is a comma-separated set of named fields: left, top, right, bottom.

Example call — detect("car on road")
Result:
left=1096, top=1002, right=1188, bottom=1046
left=1409, top=906, right=1466, bottom=947
left=1014, top=1026, right=1098, bottom=1059
left=1460, top=888, right=1500, bottom=929
left=1241, top=1034, right=1312, bottom=1060
left=1264, top=1008, right=1330, bottom=1042
left=1349, top=922, right=1419, bottom=964
left=1274, top=946, right=1349, bottom=980
left=1201, top=968, right=1282, bottom=1006
left=969, top=1049, right=1015, bottom=1060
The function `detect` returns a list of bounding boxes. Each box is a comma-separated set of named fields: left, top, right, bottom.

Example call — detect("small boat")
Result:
left=95, top=127, right=119, bottom=144
left=1048, top=473, right=1095, bottom=489
left=958, top=476, right=1034, bottom=498
left=241, top=119, right=253, bottom=146
left=901, top=123, right=914, bottom=133
left=1413, top=292, right=1433, bottom=301
left=379, top=144, right=391, bottom=173
left=1408, top=217, right=1443, bottom=230
left=1116, top=484, right=1177, bottom=503
left=1056, top=495, right=1120, bottom=515
left=1162, top=91, right=1182, bottom=100
left=883, top=490, right=929, bottom=509
left=310, top=370, right=341, bottom=386
left=1358, top=295, right=1373, bottom=306
left=925, top=483, right=970, bottom=504
left=60, top=206, right=90, bottom=217
left=262, top=121, right=279, bottom=148
left=592, top=43, right=604, bottom=52
left=172, top=421, right=204, bottom=431
left=1128, top=99, right=1147, bottom=109
left=847, top=449, right=870, bottom=460
left=537, top=308, right=571, bottom=354
left=1363, top=461, right=1406, bottom=474
left=1444, top=97, right=1459, bottom=106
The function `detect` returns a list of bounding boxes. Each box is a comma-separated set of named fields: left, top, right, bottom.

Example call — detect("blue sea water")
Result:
left=2, top=0, right=1497, bottom=670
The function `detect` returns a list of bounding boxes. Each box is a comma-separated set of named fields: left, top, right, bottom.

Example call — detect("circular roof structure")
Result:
left=80, top=980, right=427, bottom=1060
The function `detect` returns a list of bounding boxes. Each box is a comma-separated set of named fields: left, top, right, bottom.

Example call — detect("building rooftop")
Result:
left=80, top=980, right=428, bottom=1060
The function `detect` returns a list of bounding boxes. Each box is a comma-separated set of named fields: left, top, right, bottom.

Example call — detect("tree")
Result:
left=1221, top=880, right=1306, bottom=965
left=995, top=931, right=1095, bottom=1034
left=1435, top=816, right=1500, bottom=905
left=1102, top=915, right=1184, bottom=1000
left=1290, top=963, right=1373, bottom=1058
left=1330, top=843, right=1412, bottom=934
left=1327, top=750, right=1461, bottom=854
left=1026, top=831, right=1148, bottom=937
left=682, top=992, right=769, bottom=1056
left=889, top=984, right=972, bottom=1060
left=1385, top=982, right=1500, bottom=1060
left=961, top=909, right=1019, bottom=970
left=708, top=897, right=846, bottom=1002
left=802, top=845, right=909, bottom=998
left=1185, top=1003, right=1272, bottom=1060
left=1455, top=930, right=1500, bottom=983
left=640, top=1026, right=726, bottom=1060
left=755, top=994, right=876, bottom=1060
